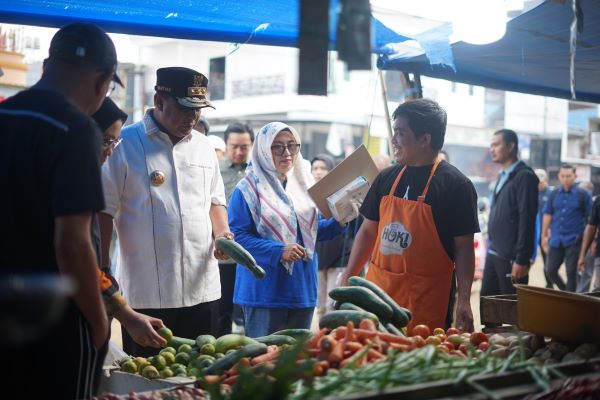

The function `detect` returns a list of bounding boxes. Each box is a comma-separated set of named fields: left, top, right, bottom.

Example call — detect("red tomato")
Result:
left=411, top=335, right=426, bottom=348
left=436, top=344, right=450, bottom=353
left=436, top=333, right=448, bottom=342
left=458, top=344, right=469, bottom=355
left=469, top=332, right=489, bottom=346
left=441, top=341, right=455, bottom=351
left=411, top=324, right=431, bottom=339
left=446, top=327, right=461, bottom=335
left=478, top=342, right=490, bottom=351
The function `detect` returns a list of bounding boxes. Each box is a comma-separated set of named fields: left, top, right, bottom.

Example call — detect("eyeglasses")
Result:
left=271, top=143, right=301, bottom=156
left=106, top=81, right=116, bottom=97
left=103, top=137, right=123, bottom=150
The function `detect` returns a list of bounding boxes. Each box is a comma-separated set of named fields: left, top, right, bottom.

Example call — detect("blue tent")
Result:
left=2, top=1, right=599, bottom=102
left=378, top=0, right=600, bottom=103
left=0, top=0, right=408, bottom=52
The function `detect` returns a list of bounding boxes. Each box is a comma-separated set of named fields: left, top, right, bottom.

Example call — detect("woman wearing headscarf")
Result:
left=228, top=122, right=344, bottom=337
left=311, top=154, right=357, bottom=319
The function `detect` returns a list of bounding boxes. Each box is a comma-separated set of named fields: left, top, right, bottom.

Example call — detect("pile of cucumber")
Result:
left=321, top=276, right=411, bottom=335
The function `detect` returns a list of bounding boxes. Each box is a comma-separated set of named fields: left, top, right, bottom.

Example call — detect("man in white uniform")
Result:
left=99, top=67, right=231, bottom=356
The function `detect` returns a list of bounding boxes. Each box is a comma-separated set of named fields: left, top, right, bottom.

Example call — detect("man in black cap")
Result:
left=100, top=67, right=232, bottom=357
left=0, top=23, right=121, bottom=398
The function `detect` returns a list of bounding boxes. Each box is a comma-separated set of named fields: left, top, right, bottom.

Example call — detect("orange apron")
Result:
left=366, top=160, right=454, bottom=332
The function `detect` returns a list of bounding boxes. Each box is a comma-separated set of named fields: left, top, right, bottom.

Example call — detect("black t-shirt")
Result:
left=360, top=161, right=480, bottom=260
left=588, top=196, right=600, bottom=257
left=0, top=89, right=105, bottom=272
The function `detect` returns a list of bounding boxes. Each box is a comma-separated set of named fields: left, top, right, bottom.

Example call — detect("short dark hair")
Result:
left=392, top=98, right=447, bottom=151
left=560, top=163, right=576, bottom=173
left=494, top=129, right=519, bottom=156
left=224, top=122, right=254, bottom=143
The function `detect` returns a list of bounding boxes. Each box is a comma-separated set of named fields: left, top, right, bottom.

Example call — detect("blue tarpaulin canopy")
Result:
left=1, top=1, right=599, bottom=102
left=0, top=0, right=408, bottom=51
left=377, top=0, right=600, bottom=103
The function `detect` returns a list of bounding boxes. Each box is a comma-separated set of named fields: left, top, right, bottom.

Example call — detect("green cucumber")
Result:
left=338, top=303, right=380, bottom=323
left=253, top=334, right=297, bottom=346
left=215, top=237, right=266, bottom=279
left=319, top=310, right=379, bottom=330
left=205, top=343, right=268, bottom=375
left=271, top=329, right=313, bottom=342
left=168, top=336, right=196, bottom=349
left=329, top=286, right=393, bottom=320
left=348, top=276, right=411, bottom=327
left=214, top=334, right=259, bottom=354
left=381, top=319, right=403, bottom=336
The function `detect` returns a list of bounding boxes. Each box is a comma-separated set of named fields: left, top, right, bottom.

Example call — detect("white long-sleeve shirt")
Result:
left=102, top=110, right=226, bottom=309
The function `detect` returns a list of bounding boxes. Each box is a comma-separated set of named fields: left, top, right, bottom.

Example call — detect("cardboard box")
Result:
left=480, top=294, right=518, bottom=326
left=308, top=145, right=379, bottom=218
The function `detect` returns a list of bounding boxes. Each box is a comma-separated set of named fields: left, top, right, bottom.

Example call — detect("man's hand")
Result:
left=117, top=307, right=166, bottom=348
left=577, top=255, right=587, bottom=273
left=454, top=298, right=474, bottom=332
left=281, top=244, right=307, bottom=262
left=541, top=236, right=549, bottom=254
left=213, top=232, right=234, bottom=260
left=511, top=262, right=530, bottom=280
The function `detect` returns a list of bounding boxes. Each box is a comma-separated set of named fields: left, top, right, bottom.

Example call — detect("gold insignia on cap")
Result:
left=150, top=170, right=166, bottom=187
left=188, top=86, right=207, bottom=96
left=193, top=74, right=204, bottom=87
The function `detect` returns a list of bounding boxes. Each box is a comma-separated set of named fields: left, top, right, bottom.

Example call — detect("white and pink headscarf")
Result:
left=237, top=122, right=318, bottom=274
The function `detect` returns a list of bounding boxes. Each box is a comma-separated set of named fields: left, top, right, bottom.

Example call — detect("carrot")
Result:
left=222, top=375, right=239, bottom=385
left=203, top=375, right=221, bottom=385
left=367, top=348, right=386, bottom=361
left=377, top=332, right=414, bottom=345
left=328, top=339, right=347, bottom=363
left=372, top=336, right=384, bottom=353
left=388, top=342, right=412, bottom=352
left=359, top=318, right=377, bottom=332
left=232, top=357, right=251, bottom=371
left=309, top=328, right=328, bottom=348
left=346, top=341, right=363, bottom=352
left=345, top=321, right=355, bottom=342
left=320, top=336, right=337, bottom=352
left=251, top=347, right=281, bottom=365
left=313, top=363, right=325, bottom=376
left=340, top=344, right=371, bottom=368
left=318, top=360, right=330, bottom=371
left=333, top=328, right=346, bottom=340
left=356, top=329, right=414, bottom=345
left=308, top=348, right=321, bottom=357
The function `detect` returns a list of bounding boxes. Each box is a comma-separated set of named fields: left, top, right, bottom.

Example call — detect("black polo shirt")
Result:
left=0, top=89, right=105, bottom=272
left=360, top=161, right=480, bottom=261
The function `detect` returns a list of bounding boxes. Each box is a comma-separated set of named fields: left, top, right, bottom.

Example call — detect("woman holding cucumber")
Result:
left=228, top=122, right=344, bottom=337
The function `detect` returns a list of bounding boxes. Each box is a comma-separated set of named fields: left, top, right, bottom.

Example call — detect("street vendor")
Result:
left=339, top=98, right=479, bottom=333
left=99, top=67, right=231, bottom=357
